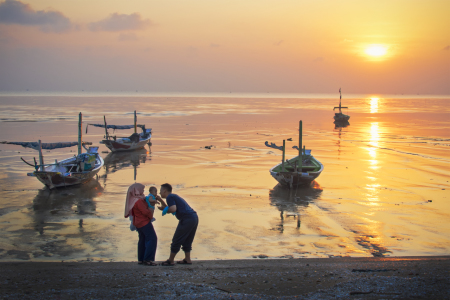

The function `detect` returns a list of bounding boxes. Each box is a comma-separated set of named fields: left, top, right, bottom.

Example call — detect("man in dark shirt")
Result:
left=157, top=183, right=199, bottom=266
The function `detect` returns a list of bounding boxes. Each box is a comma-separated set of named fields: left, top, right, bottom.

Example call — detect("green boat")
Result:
left=266, top=121, right=324, bottom=188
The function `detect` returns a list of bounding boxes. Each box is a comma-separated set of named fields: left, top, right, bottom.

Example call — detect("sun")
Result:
left=365, top=45, right=388, bottom=57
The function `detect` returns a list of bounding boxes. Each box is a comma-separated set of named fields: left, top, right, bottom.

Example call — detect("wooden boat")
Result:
left=266, top=121, right=324, bottom=188
left=86, top=111, right=151, bottom=152
left=334, top=88, right=350, bottom=122
left=1, top=113, right=104, bottom=189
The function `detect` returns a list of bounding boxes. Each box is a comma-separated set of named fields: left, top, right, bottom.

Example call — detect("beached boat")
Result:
left=86, top=111, right=151, bottom=152
left=1, top=113, right=103, bottom=189
left=334, top=88, right=350, bottom=122
left=266, top=121, right=324, bottom=188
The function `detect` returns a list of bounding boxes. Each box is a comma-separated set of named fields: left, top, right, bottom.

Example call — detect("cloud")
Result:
left=273, top=40, right=283, bottom=46
left=89, top=13, right=152, bottom=32
left=118, top=32, right=138, bottom=41
left=443, top=45, right=450, bottom=51
left=0, top=0, right=72, bottom=32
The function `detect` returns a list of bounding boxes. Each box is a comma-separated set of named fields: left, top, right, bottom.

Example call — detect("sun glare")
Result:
left=365, top=45, right=388, bottom=57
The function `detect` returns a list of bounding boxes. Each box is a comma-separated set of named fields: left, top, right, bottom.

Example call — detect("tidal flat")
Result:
left=0, top=95, right=449, bottom=262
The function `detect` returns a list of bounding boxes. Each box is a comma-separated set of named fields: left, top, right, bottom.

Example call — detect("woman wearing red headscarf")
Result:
left=125, top=183, right=158, bottom=266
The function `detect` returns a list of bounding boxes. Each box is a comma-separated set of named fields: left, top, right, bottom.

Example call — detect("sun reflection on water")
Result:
left=368, top=122, right=379, bottom=160
left=370, top=97, right=379, bottom=113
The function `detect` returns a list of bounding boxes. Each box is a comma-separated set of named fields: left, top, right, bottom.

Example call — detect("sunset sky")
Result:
left=0, top=0, right=449, bottom=94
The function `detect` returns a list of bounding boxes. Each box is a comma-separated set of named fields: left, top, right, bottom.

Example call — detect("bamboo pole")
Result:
left=299, top=120, right=302, bottom=172
left=282, top=139, right=286, bottom=172
left=103, top=115, right=108, bottom=138
left=78, top=112, right=82, bottom=155
left=38, top=139, right=44, bottom=171
left=134, top=110, right=137, bottom=133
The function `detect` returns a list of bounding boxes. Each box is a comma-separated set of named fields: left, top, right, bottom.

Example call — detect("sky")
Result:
left=0, top=0, right=449, bottom=94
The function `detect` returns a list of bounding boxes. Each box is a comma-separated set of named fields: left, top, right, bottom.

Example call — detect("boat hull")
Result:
left=102, top=137, right=151, bottom=152
left=334, top=113, right=350, bottom=121
left=269, top=156, right=324, bottom=188
left=31, top=156, right=104, bottom=189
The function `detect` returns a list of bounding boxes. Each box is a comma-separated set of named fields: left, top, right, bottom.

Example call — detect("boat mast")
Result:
left=282, top=139, right=286, bottom=172
left=103, top=115, right=108, bottom=138
left=134, top=110, right=137, bottom=134
left=38, top=139, right=44, bottom=171
left=78, top=112, right=82, bottom=155
left=339, top=88, right=342, bottom=113
left=298, top=120, right=302, bottom=172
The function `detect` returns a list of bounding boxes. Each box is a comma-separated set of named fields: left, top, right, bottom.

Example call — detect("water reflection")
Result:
left=334, top=120, right=350, bottom=129
left=103, top=147, right=150, bottom=181
left=364, top=122, right=380, bottom=206
left=370, top=97, right=379, bottom=113
left=367, top=122, right=379, bottom=161
left=333, top=122, right=349, bottom=158
left=269, top=182, right=322, bottom=232
left=32, top=180, right=103, bottom=235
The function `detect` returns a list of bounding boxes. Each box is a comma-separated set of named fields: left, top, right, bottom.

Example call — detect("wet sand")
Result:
left=1, top=256, right=449, bottom=299
left=0, top=95, right=449, bottom=262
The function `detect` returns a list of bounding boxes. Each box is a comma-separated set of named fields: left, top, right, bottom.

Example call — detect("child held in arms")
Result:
left=124, top=184, right=159, bottom=266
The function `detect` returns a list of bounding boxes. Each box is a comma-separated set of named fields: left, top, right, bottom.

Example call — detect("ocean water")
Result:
left=0, top=94, right=449, bottom=261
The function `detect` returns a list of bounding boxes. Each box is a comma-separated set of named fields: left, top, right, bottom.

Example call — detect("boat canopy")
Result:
left=87, top=124, right=145, bottom=130
left=1, top=141, right=79, bottom=150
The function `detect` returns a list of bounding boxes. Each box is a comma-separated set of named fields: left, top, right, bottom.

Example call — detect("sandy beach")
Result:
left=1, top=256, right=449, bottom=299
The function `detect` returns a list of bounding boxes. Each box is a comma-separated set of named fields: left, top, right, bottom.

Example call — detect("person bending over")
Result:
left=157, top=183, right=199, bottom=266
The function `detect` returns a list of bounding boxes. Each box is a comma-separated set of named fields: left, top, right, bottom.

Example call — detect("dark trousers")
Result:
left=136, top=221, right=157, bottom=262
left=171, top=214, right=198, bottom=254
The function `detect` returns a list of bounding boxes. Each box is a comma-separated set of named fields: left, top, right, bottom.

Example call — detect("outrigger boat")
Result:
left=265, top=120, right=324, bottom=188
left=334, top=88, right=350, bottom=122
left=1, top=113, right=104, bottom=189
left=86, top=111, right=151, bottom=152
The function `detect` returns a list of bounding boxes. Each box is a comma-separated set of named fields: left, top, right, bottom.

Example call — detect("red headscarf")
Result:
left=124, top=183, right=145, bottom=218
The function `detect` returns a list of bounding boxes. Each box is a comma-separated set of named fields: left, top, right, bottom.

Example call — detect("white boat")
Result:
left=1, top=113, right=104, bottom=189
left=86, top=111, right=151, bottom=152
left=266, top=120, right=324, bottom=188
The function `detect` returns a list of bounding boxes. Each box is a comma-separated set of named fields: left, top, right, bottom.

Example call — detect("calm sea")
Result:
left=0, top=93, right=449, bottom=261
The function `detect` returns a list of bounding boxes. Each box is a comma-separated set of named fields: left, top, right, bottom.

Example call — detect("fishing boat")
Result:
left=265, top=121, right=324, bottom=188
left=334, top=88, right=350, bottom=122
left=1, top=113, right=104, bottom=189
left=86, top=111, right=151, bottom=152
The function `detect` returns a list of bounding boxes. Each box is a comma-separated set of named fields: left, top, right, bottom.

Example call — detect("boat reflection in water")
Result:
left=103, top=147, right=149, bottom=181
left=334, top=120, right=350, bottom=129
left=32, top=179, right=104, bottom=235
left=269, top=181, right=322, bottom=232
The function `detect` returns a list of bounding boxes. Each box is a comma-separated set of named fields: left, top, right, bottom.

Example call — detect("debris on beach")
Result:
left=204, top=145, right=214, bottom=149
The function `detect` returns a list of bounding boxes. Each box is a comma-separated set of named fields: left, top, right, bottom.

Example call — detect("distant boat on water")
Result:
left=334, top=88, right=350, bottom=122
left=86, top=111, right=152, bottom=152
left=265, top=120, right=324, bottom=188
left=1, top=113, right=104, bottom=189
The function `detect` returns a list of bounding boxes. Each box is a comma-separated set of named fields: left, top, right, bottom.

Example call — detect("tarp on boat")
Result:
left=86, top=124, right=145, bottom=132
left=1, top=141, right=80, bottom=150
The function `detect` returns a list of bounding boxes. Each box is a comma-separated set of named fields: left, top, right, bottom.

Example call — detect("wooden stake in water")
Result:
left=78, top=112, right=82, bottom=155
left=282, top=139, right=286, bottom=172
left=134, top=110, right=137, bottom=134
left=38, top=139, right=44, bottom=171
left=298, top=120, right=302, bottom=172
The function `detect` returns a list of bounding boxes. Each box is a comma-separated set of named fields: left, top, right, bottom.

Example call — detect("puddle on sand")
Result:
left=0, top=95, right=449, bottom=261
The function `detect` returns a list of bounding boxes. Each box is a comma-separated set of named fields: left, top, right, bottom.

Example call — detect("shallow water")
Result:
left=0, top=95, right=449, bottom=261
